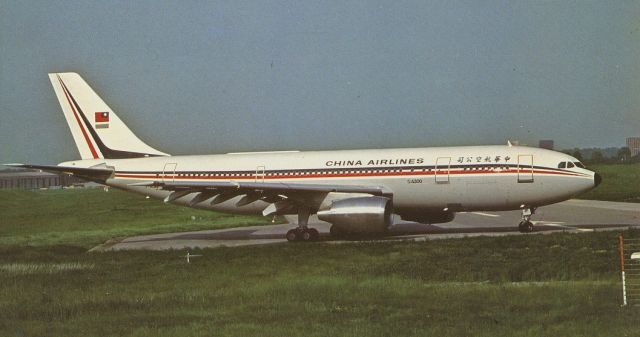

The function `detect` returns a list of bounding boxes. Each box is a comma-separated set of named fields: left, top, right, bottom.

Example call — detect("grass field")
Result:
left=1, top=231, right=639, bottom=336
left=578, top=163, right=640, bottom=202
left=0, top=188, right=277, bottom=247
left=0, top=183, right=639, bottom=336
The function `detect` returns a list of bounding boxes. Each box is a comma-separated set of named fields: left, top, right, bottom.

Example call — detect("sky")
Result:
left=1, top=0, right=639, bottom=164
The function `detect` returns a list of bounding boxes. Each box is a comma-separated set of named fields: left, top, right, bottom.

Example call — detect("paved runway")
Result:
left=91, top=199, right=640, bottom=251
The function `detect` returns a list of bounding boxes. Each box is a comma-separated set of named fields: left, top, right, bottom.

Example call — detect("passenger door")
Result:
left=517, top=155, right=533, bottom=183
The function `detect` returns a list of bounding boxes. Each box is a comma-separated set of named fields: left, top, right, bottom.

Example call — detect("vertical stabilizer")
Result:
left=49, top=72, right=169, bottom=159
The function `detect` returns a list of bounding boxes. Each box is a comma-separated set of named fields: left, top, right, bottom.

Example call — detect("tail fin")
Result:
left=49, top=72, right=169, bottom=159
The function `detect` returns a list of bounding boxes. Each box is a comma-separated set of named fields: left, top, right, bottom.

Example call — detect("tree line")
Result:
left=562, top=147, right=638, bottom=164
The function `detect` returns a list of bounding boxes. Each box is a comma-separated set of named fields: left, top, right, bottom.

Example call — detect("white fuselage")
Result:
left=62, top=145, right=597, bottom=217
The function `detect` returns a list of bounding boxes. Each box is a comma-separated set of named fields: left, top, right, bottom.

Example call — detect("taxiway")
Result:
left=91, top=199, right=640, bottom=251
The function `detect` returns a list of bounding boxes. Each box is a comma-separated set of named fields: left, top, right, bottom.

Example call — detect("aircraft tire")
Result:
left=300, top=229, right=312, bottom=241
left=308, top=228, right=320, bottom=241
left=286, top=229, right=299, bottom=242
left=518, top=220, right=534, bottom=233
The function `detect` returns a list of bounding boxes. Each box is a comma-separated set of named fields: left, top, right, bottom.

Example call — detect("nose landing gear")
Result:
left=518, top=207, right=536, bottom=233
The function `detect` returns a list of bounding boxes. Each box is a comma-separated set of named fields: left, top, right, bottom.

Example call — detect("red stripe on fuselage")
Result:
left=113, top=168, right=588, bottom=181
left=57, top=76, right=99, bottom=159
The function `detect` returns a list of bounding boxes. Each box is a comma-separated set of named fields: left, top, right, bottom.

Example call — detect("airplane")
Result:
left=7, top=73, right=602, bottom=242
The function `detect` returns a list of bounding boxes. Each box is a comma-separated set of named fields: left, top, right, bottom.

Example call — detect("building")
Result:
left=0, top=169, right=83, bottom=190
left=538, top=140, right=554, bottom=150
left=627, top=137, right=640, bottom=157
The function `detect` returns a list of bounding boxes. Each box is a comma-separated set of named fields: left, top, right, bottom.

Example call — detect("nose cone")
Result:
left=594, top=173, right=602, bottom=187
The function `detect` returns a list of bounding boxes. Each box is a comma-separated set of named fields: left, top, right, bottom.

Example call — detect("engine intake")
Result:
left=317, top=196, right=392, bottom=234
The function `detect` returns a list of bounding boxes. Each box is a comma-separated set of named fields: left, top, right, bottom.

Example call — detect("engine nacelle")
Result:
left=317, top=196, right=392, bottom=234
left=397, top=210, right=456, bottom=224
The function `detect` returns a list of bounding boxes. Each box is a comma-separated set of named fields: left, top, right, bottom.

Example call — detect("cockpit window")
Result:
left=558, top=162, right=566, bottom=168
left=567, top=162, right=575, bottom=168
left=574, top=161, right=585, bottom=168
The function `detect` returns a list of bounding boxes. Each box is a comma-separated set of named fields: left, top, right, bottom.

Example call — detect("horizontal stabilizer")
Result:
left=4, top=163, right=113, bottom=183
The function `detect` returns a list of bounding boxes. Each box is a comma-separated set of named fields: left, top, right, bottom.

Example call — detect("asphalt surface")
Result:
left=91, top=199, right=640, bottom=251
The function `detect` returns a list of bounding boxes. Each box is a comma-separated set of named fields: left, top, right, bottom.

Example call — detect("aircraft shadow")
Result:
left=124, top=223, right=638, bottom=243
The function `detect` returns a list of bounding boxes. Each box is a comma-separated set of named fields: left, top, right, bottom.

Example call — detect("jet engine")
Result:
left=317, top=196, right=392, bottom=234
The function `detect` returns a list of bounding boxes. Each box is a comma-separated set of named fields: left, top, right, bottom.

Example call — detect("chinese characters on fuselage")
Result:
left=457, top=155, right=511, bottom=164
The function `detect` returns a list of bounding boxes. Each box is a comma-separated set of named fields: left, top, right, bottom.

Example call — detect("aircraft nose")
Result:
left=594, top=173, right=602, bottom=187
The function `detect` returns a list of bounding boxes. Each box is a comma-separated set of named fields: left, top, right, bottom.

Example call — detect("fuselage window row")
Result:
left=155, top=164, right=558, bottom=179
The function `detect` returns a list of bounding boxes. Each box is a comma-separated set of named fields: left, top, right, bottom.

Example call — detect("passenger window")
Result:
left=558, top=162, right=566, bottom=168
left=574, top=162, right=585, bottom=168
left=567, top=162, right=575, bottom=168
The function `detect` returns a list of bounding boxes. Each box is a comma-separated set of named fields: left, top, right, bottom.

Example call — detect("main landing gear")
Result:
left=518, top=207, right=536, bottom=233
left=286, top=206, right=320, bottom=242
left=286, top=227, right=319, bottom=242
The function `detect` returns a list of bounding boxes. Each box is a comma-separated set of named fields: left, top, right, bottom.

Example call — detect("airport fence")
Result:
left=619, top=234, right=640, bottom=306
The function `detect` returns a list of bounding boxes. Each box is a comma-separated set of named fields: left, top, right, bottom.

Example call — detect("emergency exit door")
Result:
left=255, top=166, right=265, bottom=182
left=162, top=163, right=177, bottom=183
left=435, top=157, right=451, bottom=184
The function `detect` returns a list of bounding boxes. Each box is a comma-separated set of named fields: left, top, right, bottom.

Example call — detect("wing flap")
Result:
left=129, top=180, right=392, bottom=209
left=130, top=180, right=388, bottom=196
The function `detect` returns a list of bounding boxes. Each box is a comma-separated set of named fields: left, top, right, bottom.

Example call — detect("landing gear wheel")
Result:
left=286, top=206, right=319, bottom=242
left=517, top=207, right=536, bottom=233
left=308, top=228, right=320, bottom=241
left=286, top=228, right=319, bottom=242
left=518, top=220, right=534, bottom=233
left=286, top=229, right=299, bottom=242
left=300, top=229, right=312, bottom=241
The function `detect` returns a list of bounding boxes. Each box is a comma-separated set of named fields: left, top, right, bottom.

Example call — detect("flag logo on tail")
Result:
left=95, top=112, right=109, bottom=129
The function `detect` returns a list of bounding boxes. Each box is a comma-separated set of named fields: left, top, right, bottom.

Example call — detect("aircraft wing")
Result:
left=3, top=163, right=114, bottom=183
left=128, top=180, right=392, bottom=215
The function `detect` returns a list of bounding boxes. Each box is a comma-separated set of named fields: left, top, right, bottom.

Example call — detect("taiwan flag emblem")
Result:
left=95, top=112, right=109, bottom=129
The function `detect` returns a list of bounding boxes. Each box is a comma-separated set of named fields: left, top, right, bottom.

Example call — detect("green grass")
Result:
left=0, top=188, right=277, bottom=247
left=578, top=163, right=640, bottom=202
left=0, top=233, right=639, bottom=336
left=1, top=189, right=639, bottom=336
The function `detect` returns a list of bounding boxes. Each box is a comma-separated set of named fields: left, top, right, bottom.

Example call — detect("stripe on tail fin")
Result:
left=49, top=73, right=169, bottom=159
